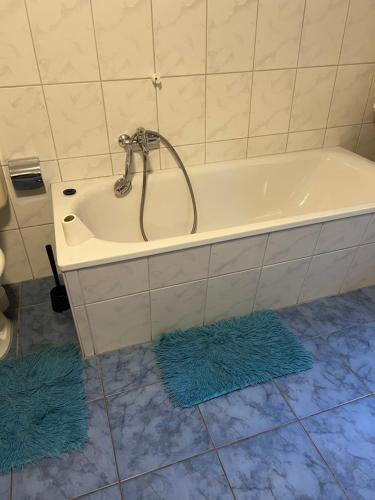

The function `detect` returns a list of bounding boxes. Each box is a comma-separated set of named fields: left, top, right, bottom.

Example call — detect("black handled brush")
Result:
left=45, top=244, right=70, bottom=313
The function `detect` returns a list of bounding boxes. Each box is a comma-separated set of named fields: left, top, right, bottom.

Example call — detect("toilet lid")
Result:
left=0, top=248, right=4, bottom=276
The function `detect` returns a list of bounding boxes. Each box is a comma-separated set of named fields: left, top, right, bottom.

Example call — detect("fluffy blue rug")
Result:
left=154, top=311, right=313, bottom=407
left=0, top=344, right=89, bottom=475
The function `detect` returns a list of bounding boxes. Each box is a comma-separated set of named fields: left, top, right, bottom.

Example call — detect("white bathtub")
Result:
left=52, top=147, right=375, bottom=356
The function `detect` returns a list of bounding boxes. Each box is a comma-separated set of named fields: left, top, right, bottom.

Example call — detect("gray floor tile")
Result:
left=277, top=307, right=318, bottom=338
left=122, top=452, right=233, bottom=500
left=83, top=357, right=103, bottom=401
left=4, top=283, right=20, bottom=319
left=108, top=382, right=212, bottom=480
left=327, top=322, right=375, bottom=391
left=79, top=484, right=122, bottom=499
left=199, top=383, right=295, bottom=446
left=219, top=423, right=345, bottom=500
left=0, top=473, right=10, bottom=500
left=12, top=400, right=118, bottom=500
left=276, top=335, right=369, bottom=418
left=304, top=396, right=375, bottom=500
left=99, top=342, right=160, bottom=396
left=361, top=285, right=375, bottom=304
left=19, top=302, right=77, bottom=355
left=20, top=276, right=56, bottom=307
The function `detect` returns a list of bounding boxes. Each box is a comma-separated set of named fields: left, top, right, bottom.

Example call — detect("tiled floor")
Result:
left=2, top=278, right=375, bottom=499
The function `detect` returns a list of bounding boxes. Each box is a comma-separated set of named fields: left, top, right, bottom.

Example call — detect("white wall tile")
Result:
left=206, top=72, right=252, bottom=141
left=150, top=280, right=206, bottom=337
left=64, top=270, right=83, bottom=306
left=149, top=246, right=210, bottom=289
left=340, top=0, right=375, bottom=64
left=45, top=83, right=108, bottom=158
left=103, top=79, right=158, bottom=153
left=160, top=144, right=204, bottom=169
left=357, top=123, right=375, bottom=162
left=205, top=269, right=260, bottom=324
left=0, top=0, right=39, bottom=86
left=247, top=134, right=287, bottom=157
left=324, top=125, right=361, bottom=151
left=59, top=155, right=112, bottom=181
left=79, top=258, right=149, bottom=303
left=26, top=0, right=99, bottom=83
left=72, top=305, right=94, bottom=357
left=328, top=64, right=375, bottom=127
left=300, top=248, right=355, bottom=302
left=153, top=0, right=206, bottom=76
left=342, top=243, right=375, bottom=292
left=315, top=215, right=372, bottom=254
left=207, top=0, right=257, bottom=73
left=287, top=129, right=325, bottom=152
left=0, top=181, right=18, bottom=231
left=264, top=224, right=321, bottom=265
left=87, top=292, right=151, bottom=353
left=0, top=86, right=55, bottom=162
left=254, top=258, right=310, bottom=310
left=206, top=139, right=247, bottom=163
left=362, top=214, right=375, bottom=244
left=363, top=74, right=375, bottom=123
left=92, top=0, right=154, bottom=80
left=298, top=0, right=349, bottom=67
left=249, top=69, right=295, bottom=136
left=0, top=229, right=32, bottom=283
left=157, top=75, right=205, bottom=145
left=290, top=67, right=336, bottom=132
left=209, top=235, right=268, bottom=276
left=254, top=0, right=305, bottom=70
left=21, top=223, right=55, bottom=278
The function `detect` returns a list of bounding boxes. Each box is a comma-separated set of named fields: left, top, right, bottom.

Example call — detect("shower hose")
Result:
left=139, top=130, right=198, bottom=242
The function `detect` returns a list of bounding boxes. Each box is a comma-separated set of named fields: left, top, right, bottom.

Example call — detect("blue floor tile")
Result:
left=79, top=484, right=122, bottom=499
left=219, top=423, right=345, bottom=500
left=122, top=452, right=233, bottom=500
left=277, top=306, right=318, bottom=338
left=276, top=335, right=369, bottom=418
left=108, top=382, right=212, bottom=480
left=327, top=322, right=375, bottom=392
left=20, top=276, right=56, bottom=307
left=304, top=396, right=375, bottom=500
left=19, top=302, right=77, bottom=355
left=0, top=473, right=10, bottom=500
left=12, top=400, right=117, bottom=500
left=99, top=342, right=160, bottom=395
left=83, top=357, right=103, bottom=401
left=199, top=383, right=295, bottom=446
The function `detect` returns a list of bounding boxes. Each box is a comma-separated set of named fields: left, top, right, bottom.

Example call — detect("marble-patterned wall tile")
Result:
left=299, top=248, right=356, bottom=302
left=264, top=224, right=321, bottom=265
left=342, top=243, right=375, bottom=292
left=150, top=279, right=206, bottom=337
left=157, top=75, right=205, bottom=146
left=63, top=271, right=83, bottom=306
left=254, top=258, right=310, bottom=310
left=206, top=72, right=252, bottom=141
left=149, top=246, right=210, bottom=289
left=315, top=214, right=371, bottom=254
left=73, top=305, right=94, bottom=357
left=298, top=0, right=349, bottom=67
left=209, top=235, right=268, bottom=276
left=287, top=129, right=325, bottom=152
left=206, top=139, right=247, bottom=163
left=254, top=0, right=305, bottom=70
left=92, top=0, right=153, bottom=80
left=249, top=69, right=295, bottom=136
left=207, top=0, right=257, bottom=73
left=26, top=0, right=99, bottom=83
left=160, top=144, right=205, bottom=169
left=103, top=79, right=158, bottom=153
left=0, top=0, right=39, bottom=86
left=112, top=149, right=160, bottom=174
left=324, top=125, right=361, bottom=152
left=21, top=223, right=55, bottom=278
left=290, top=67, right=336, bottom=132
left=79, top=258, right=149, bottom=303
left=340, top=0, right=375, bottom=64
left=87, top=292, right=151, bottom=353
left=153, top=0, right=206, bottom=76
left=356, top=123, right=375, bottom=162
left=363, top=74, right=375, bottom=123
left=0, top=86, right=55, bottom=162
left=59, top=155, right=112, bottom=181
left=247, top=134, right=287, bottom=157
left=362, top=214, right=375, bottom=244
left=0, top=229, right=33, bottom=283
left=328, top=64, right=375, bottom=127
left=205, top=269, right=260, bottom=323
left=45, top=82, right=109, bottom=158
left=4, top=160, right=61, bottom=227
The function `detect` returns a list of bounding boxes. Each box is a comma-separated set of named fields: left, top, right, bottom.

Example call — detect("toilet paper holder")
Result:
left=8, top=157, right=45, bottom=192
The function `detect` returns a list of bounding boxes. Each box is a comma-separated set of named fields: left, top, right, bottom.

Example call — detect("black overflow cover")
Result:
left=63, top=188, right=76, bottom=196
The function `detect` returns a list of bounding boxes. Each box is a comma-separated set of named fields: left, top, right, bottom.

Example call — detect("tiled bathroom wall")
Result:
left=0, top=0, right=374, bottom=283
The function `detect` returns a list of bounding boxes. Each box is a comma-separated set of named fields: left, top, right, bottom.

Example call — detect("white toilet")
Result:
left=0, top=248, right=12, bottom=358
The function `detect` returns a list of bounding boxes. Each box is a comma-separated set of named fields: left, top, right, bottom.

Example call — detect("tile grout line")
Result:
left=296, top=222, right=324, bottom=304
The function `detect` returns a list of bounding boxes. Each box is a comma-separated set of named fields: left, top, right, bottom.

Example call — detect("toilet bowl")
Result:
left=0, top=248, right=12, bottom=359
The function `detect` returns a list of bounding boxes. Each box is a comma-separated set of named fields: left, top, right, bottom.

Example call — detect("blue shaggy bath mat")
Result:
left=0, top=344, right=89, bottom=474
left=154, top=311, right=313, bottom=407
